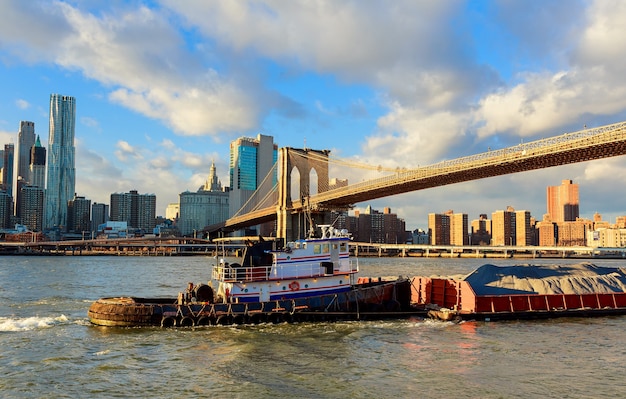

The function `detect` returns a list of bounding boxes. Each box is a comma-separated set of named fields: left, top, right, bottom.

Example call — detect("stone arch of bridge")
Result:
left=277, top=147, right=330, bottom=240
left=283, top=147, right=329, bottom=204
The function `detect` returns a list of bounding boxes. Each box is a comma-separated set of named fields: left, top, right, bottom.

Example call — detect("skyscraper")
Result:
left=229, top=134, right=277, bottom=236
left=2, top=143, right=14, bottom=195
left=29, top=136, right=46, bottom=189
left=15, top=136, right=47, bottom=230
left=45, top=94, right=76, bottom=230
left=14, top=121, right=36, bottom=209
left=547, top=179, right=579, bottom=223
left=229, top=134, right=277, bottom=216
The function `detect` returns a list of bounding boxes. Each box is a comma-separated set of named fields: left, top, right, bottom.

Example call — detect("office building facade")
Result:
left=16, top=135, right=46, bottom=223
left=45, top=94, right=76, bottom=230
left=18, top=186, right=45, bottom=231
left=450, top=212, right=469, bottom=245
left=2, top=143, right=14, bottom=195
left=345, top=206, right=407, bottom=244
left=0, top=190, right=12, bottom=228
left=492, top=207, right=516, bottom=246
left=29, top=136, right=46, bottom=189
left=14, top=121, right=36, bottom=211
left=91, top=203, right=109, bottom=232
left=428, top=212, right=450, bottom=245
left=471, top=214, right=492, bottom=245
left=547, top=179, right=579, bottom=223
left=179, top=162, right=229, bottom=236
left=229, top=134, right=277, bottom=214
left=515, top=210, right=533, bottom=246
left=67, top=195, right=91, bottom=233
left=110, top=190, right=156, bottom=232
left=229, top=134, right=277, bottom=235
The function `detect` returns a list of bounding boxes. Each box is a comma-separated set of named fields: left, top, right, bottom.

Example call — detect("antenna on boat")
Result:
left=302, top=195, right=317, bottom=238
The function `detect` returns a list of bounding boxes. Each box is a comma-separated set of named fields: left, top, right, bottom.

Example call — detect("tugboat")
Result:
left=88, top=225, right=414, bottom=327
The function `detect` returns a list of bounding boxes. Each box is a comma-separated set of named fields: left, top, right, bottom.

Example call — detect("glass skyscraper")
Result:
left=228, top=134, right=277, bottom=218
left=45, top=94, right=76, bottom=230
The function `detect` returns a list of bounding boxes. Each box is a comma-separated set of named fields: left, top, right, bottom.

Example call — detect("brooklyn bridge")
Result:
left=215, top=120, right=626, bottom=241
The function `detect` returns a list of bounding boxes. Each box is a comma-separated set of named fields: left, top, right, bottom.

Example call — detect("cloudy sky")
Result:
left=2, top=0, right=626, bottom=229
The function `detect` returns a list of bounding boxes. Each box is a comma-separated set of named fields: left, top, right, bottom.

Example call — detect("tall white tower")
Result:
left=45, top=94, right=76, bottom=230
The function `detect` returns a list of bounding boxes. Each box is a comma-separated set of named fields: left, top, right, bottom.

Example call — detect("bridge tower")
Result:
left=276, top=147, right=330, bottom=241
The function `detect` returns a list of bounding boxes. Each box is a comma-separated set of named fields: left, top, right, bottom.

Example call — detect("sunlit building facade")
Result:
left=547, top=179, right=579, bottom=223
left=471, top=214, right=492, bottom=245
left=492, top=207, right=516, bottom=246
left=428, top=212, right=450, bottom=245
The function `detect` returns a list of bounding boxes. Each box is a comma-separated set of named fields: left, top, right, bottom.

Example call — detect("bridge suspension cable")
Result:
left=231, top=161, right=278, bottom=218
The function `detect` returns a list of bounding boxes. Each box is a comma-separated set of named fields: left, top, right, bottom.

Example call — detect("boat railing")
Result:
left=213, top=259, right=358, bottom=283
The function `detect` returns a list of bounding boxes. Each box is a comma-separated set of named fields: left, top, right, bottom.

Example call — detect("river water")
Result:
left=1, top=255, right=625, bottom=398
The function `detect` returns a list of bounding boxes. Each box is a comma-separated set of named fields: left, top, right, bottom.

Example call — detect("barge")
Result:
left=88, top=225, right=416, bottom=327
left=414, top=263, right=626, bottom=321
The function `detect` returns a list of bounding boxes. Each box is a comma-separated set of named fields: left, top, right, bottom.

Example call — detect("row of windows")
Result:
left=312, top=242, right=347, bottom=254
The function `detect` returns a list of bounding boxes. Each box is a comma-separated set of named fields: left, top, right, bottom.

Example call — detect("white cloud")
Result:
left=115, top=140, right=142, bottom=161
left=0, top=131, right=14, bottom=144
left=16, top=99, right=30, bottom=109
left=0, top=2, right=262, bottom=137
left=80, top=116, right=99, bottom=129
left=164, top=1, right=490, bottom=109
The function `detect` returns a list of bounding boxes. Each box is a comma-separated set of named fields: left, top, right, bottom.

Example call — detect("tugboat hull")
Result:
left=88, top=278, right=414, bottom=327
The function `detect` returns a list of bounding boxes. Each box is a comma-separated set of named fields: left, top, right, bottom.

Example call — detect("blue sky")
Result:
left=2, top=0, right=626, bottom=229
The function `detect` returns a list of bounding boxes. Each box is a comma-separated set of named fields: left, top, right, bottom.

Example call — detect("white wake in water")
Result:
left=0, top=314, right=69, bottom=331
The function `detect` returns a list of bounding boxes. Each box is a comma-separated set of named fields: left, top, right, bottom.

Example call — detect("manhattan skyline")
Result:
left=2, top=2, right=626, bottom=228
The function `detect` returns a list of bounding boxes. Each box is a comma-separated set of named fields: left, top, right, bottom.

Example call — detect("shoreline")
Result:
left=1, top=249, right=624, bottom=260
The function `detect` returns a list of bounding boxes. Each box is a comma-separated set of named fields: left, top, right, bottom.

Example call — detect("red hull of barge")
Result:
left=411, top=269, right=626, bottom=321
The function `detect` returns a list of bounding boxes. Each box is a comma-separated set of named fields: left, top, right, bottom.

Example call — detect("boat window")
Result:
left=322, top=244, right=329, bottom=253
left=314, top=244, right=321, bottom=254
left=340, top=243, right=347, bottom=251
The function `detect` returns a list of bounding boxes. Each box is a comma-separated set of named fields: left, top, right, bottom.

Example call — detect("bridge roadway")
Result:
left=224, top=120, right=626, bottom=230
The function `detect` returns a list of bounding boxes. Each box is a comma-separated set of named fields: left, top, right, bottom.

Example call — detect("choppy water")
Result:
left=1, top=255, right=626, bottom=398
